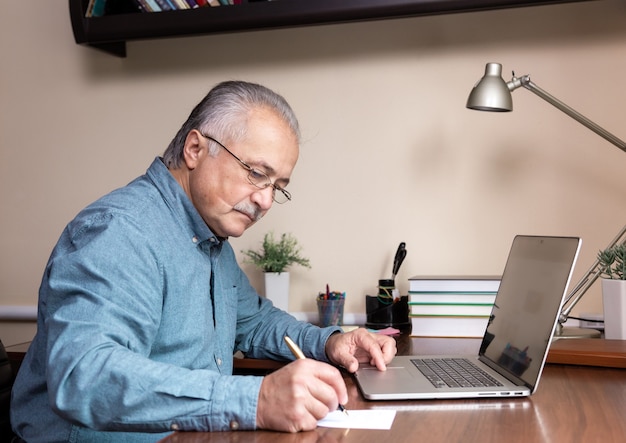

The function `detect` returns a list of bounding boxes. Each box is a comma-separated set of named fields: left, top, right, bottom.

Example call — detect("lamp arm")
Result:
left=510, top=74, right=626, bottom=323
left=558, top=224, right=626, bottom=325
left=507, top=75, right=626, bottom=153
left=469, top=66, right=626, bottom=329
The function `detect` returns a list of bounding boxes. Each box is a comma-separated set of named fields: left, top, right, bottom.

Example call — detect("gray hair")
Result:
left=163, top=81, right=300, bottom=168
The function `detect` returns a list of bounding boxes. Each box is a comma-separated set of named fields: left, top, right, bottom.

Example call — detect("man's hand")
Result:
left=325, top=328, right=397, bottom=373
left=256, top=359, right=348, bottom=432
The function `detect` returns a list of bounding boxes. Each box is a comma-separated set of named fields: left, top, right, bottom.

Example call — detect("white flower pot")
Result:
left=264, top=272, right=290, bottom=312
left=601, top=279, right=626, bottom=340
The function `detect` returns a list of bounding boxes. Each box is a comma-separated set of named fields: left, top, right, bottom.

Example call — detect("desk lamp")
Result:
left=466, top=62, right=626, bottom=339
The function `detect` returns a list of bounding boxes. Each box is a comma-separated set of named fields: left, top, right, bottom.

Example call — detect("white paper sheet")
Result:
left=317, top=409, right=396, bottom=430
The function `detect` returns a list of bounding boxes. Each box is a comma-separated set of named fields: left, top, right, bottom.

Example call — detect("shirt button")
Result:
left=217, top=358, right=222, bottom=366
left=229, top=420, right=240, bottom=430
left=192, top=236, right=198, bottom=243
left=171, top=423, right=180, bottom=431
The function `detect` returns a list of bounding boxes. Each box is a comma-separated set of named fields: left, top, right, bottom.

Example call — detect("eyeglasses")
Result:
left=199, top=133, right=292, bottom=204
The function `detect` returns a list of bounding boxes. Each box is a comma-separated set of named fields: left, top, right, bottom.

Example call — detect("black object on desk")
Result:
left=365, top=294, right=410, bottom=332
left=366, top=243, right=411, bottom=332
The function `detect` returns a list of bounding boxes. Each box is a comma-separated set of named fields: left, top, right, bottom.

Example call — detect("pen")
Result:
left=284, top=336, right=349, bottom=416
left=391, top=242, right=407, bottom=281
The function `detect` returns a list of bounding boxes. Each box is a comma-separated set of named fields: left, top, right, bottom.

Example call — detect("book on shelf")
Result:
left=409, top=275, right=501, bottom=293
left=155, top=0, right=173, bottom=10
left=160, top=0, right=176, bottom=9
left=409, top=303, right=494, bottom=316
left=409, top=292, right=497, bottom=305
left=172, top=0, right=189, bottom=8
left=85, top=0, right=107, bottom=16
left=85, top=0, right=238, bottom=17
left=139, top=0, right=161, bottom=12
left=87, top=0, right=149, bottom=16
left=410, top=315, right=490, bottom=338
left=130, top=1, right=146, bottom=12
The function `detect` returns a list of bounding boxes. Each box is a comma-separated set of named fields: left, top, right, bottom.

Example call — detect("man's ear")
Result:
left=182, top=130, right=205, bottom=170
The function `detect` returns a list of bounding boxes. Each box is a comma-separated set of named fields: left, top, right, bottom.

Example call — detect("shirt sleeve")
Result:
left=215, top=241, right=343, bottom=363
left=43, top=213, right=262, bottom=433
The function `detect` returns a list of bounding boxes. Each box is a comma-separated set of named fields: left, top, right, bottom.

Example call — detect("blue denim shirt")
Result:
left=11, top=158, right=340, bottom=442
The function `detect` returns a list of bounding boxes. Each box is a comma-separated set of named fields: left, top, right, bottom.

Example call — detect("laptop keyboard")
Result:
left=411, top=358, right=504, bottom=389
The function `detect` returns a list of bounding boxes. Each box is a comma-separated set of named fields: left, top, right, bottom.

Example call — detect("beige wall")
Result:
left=1, top=1, right=625, bottom=344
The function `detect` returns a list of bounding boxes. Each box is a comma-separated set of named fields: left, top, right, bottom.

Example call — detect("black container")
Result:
left=365, top=295, right=411, bottom=332
left=365, top=279, right=411, bottom=332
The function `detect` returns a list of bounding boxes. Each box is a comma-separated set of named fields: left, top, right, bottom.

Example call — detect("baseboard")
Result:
left=290, top=311, right=366, bottom=326
left=0, top=305, right=37, bottom=321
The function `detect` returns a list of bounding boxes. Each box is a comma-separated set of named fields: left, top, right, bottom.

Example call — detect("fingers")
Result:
left=369, top=334, right=398, bottom=371
left=310, top=361, right=349, bottom=406
left=326, top=328, right=397, bottom=373
left=357, top=333, right=389, bottom=371
left=257, top=359, right=347, bottom=432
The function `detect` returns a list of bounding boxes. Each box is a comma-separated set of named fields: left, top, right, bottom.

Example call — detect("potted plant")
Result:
left=242, top=232, right=311, bottom=311
left=597, top=243, right=626, bottom=339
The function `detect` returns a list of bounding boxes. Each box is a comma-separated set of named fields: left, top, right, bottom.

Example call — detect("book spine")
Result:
left=408, top=295, right=497, bottom=299
left=155, top=0, right=173, bottom=10
left=408, top=276, right=501, bottom=293
left=409, top=304, right=493, bottom=316
left=143, top=0, right=162, bottom=11
left=87, top=0, right=107, bottom=17
left=409, top=316, right=489, bottom=338
left=85, top=0, right=96, bottom=17
left=408, top=292, right=497, bottom=305
left=409, top=282, right=500, bottom=292
left=132, top=0, right=147, bottom=12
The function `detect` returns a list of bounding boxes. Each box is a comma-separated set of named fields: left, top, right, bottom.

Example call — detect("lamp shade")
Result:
left=466, top=63, right=513, bottom=112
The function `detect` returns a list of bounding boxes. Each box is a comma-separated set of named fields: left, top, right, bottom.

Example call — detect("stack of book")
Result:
left=408, top=275, right=501, bottom=338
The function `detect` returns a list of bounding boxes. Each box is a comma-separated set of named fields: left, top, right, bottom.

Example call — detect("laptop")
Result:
left=354, top=235, right=581, bottom=400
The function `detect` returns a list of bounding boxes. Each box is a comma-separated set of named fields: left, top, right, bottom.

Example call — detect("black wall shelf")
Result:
left=69, top=0, right=591, bottom=57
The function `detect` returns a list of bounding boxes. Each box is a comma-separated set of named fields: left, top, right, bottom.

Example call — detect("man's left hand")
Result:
left=325, top=328, right=396, bottom=373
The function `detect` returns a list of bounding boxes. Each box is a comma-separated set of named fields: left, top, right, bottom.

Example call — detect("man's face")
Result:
left=183, top=107, right=299, bottom=238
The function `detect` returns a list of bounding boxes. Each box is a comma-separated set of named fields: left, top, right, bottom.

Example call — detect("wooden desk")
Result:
left=161, top=336, right=626, bottom=443
left=7, top=338, right=626, bottom=441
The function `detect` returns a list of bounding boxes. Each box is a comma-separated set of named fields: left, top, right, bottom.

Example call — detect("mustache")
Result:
left=233, top=202, right=263, bottom=222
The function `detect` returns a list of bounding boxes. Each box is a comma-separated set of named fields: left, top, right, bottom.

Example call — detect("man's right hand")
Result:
left=256, top=358, right=348, bottom=432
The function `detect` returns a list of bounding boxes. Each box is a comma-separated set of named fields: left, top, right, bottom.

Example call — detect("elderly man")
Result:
left=11, top=81, right=396, bottom=442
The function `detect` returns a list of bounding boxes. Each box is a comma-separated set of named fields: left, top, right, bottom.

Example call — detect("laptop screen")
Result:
left=479, top=236, right=581, bottom=388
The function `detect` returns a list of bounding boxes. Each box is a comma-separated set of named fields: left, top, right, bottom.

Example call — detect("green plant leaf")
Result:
left=242, top=231, right=311, bottom=273
left=598, top=243, right=626, bottom=280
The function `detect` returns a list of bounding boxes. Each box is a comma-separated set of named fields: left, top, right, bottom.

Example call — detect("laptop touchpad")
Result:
left=356, top=367, right=417, bottom=393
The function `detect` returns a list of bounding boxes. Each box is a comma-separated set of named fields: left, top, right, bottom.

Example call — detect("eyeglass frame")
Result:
left=199, top=133, right=292, bottom=204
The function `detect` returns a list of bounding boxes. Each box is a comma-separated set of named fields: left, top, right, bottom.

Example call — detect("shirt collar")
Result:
left=146, top=157, right=220, bottom=245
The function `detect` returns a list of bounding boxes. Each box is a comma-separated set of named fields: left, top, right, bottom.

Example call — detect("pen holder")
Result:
left=365, top=295, right=411, bottom=333
left=317, top=298, right=345, bottom=327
